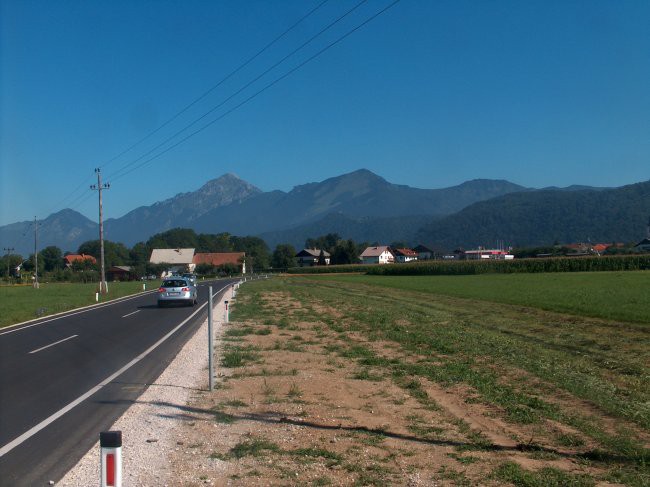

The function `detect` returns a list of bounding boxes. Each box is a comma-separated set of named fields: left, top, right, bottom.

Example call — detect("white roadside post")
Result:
left=224, top=300, right=229, bottom=323
left=208, top=286, right=214, bottom=391
left=100, top=431, right=122, bottom=487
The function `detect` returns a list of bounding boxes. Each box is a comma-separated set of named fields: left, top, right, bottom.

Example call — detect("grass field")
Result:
left=222, top=273, right=649, bottom=485
left=0, top=280, right=160, bottom=328
left=315, top=271, right=650, bottom=324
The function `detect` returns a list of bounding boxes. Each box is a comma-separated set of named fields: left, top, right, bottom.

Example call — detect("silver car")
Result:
left=182, top=273, right=197, bottom=286
left=157, top=277, right=198, bottom=307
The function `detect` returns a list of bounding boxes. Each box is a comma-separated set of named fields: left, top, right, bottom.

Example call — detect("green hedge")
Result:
left=366, top=255, right=650, bottom=276
left=287, top=255, right=650, bottom=276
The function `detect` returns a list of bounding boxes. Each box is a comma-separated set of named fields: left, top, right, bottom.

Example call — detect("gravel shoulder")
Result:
left=58, top=287, right=232, bottom=486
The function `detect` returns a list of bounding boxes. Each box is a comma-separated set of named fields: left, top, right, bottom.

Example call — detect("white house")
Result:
left=360, top=246, right=394, bottom=265
left=149, top=248, right=196, bottom=274
left=393, top=248, right=418, bottom=263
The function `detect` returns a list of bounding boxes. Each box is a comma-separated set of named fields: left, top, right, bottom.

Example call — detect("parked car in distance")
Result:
left=157, top=277, right=197, bottom=307
left=182, top=273, right=197, bottom=286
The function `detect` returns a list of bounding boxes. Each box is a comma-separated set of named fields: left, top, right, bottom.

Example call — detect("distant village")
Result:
left=3, top=225, right=650, bottom=283
left=294, top=238, right=650, bottom=268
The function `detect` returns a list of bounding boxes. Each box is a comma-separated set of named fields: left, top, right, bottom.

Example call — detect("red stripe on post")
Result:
left=106, top=453, right=115, bottom=486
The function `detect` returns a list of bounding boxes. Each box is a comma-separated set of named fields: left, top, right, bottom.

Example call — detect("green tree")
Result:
left=78, top=240, right=130, bottom=268
left=216, top=263, right=239, bottom=276
left=71, top=258, right=96, bottom=272
left=146, top=228, right=198, bottom=249
left=129, top=242, right=150, bottom=266
left=271, top=244, right=296, bottom=269
left=305, top=233, right=340, bottom=254
left=23, top=252, right=45, bottom=275
left=195, top=263, right=216, bottom=276
left=41, top=246, right=63, bottom=272
left=331, top=239, right=359, bottom=265
left=231, top=236, right=270, bottom=271
left=197, top=233, right=233, bottom=253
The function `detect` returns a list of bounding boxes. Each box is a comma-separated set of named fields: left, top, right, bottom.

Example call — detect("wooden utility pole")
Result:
left=33, top=217, right=39, bottom=288
left=91, top=168, right=110, bottom=294
left=3, top=247, right=14, bottom=283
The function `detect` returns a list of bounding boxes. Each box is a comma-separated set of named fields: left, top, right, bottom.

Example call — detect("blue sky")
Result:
left=1, top=0, right=649, bottom=226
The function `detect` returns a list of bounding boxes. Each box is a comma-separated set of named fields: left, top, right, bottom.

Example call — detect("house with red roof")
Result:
left=393, top=248, right=418, bottom=263
left=193, top=252, right=246, bottom=274
left=63, top=254, right=97, bottom=268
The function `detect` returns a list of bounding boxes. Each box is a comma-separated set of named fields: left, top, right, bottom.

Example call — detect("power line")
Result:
left=107, top=0, right=369, bottom=182
left=99, top=0, right=331, bottom=171
left=47, top=172, right=96, bottom=217
left=28, top=1, right=330, bottom=221
left=27, top=0, right=402, bottom=224
left=113, top=0, right=402, bottom=182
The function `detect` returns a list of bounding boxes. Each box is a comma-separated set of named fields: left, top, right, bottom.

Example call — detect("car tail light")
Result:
left=182, top=287, right=190, bottom=292
left=158, top=287, right=165, bottom=293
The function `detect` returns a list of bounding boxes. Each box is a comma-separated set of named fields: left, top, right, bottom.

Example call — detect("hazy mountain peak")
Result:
left=197, top=173, right=262, bottom=196
left=329, top=168, right=389, bottom=186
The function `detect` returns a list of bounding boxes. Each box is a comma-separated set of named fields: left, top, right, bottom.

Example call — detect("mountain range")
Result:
left=1, top=169, right=647, bottom=256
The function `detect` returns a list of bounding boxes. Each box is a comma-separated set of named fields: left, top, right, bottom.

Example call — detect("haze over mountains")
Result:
left=1, top=169, right=648, bottom=256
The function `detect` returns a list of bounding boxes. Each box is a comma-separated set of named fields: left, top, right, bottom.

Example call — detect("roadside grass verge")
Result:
left=0, top=280, right=161, bottom=328
left=230, top=276, right=649, bottom=484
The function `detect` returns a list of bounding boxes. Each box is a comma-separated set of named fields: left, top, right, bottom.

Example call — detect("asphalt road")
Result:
left=0, top=278, right=238, bottom=486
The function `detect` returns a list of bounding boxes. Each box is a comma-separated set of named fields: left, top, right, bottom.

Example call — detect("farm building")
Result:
left=360, top=246, right=394, bottom=265
left=149, top=248, right=196, bottom=273
left=193, top=252, right=246, bottom=274
left=393, top=248, right=418, bottom=263
left=295, top=249, right=331, bottom=267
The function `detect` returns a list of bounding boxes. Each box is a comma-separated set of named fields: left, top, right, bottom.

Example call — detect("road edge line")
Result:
left=0, top=283, right=231, bottom=458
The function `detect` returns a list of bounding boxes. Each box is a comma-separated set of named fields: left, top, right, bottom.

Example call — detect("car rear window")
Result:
left=162, top=280, right=187, bottom=288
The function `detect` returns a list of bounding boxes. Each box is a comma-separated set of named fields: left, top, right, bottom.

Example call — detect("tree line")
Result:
left=1, top=229, right=388, bottom=281
left=0, top=228, right=272, bottom=282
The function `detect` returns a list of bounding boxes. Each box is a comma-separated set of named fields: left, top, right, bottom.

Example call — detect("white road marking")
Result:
left=0, top=282, right=231, bottom=458
left=121, top=310, right=141, bottom=318
left=29, top=335, right=79, bottom=354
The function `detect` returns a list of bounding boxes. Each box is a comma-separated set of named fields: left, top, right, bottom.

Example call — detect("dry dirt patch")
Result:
left=164, top=295, right=604, bottom=486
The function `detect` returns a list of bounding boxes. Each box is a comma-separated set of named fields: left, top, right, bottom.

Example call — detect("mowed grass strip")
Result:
left=231, top=276, right=649, bottom=484
left=0, top=281, right=160, bottom=328
left=317, top=271, right=650, bottom=324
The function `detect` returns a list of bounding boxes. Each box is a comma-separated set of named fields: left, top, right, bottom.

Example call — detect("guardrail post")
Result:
left=100, top=431, right=122, bottom=487
left=208, top=286, right=214, bottom=391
